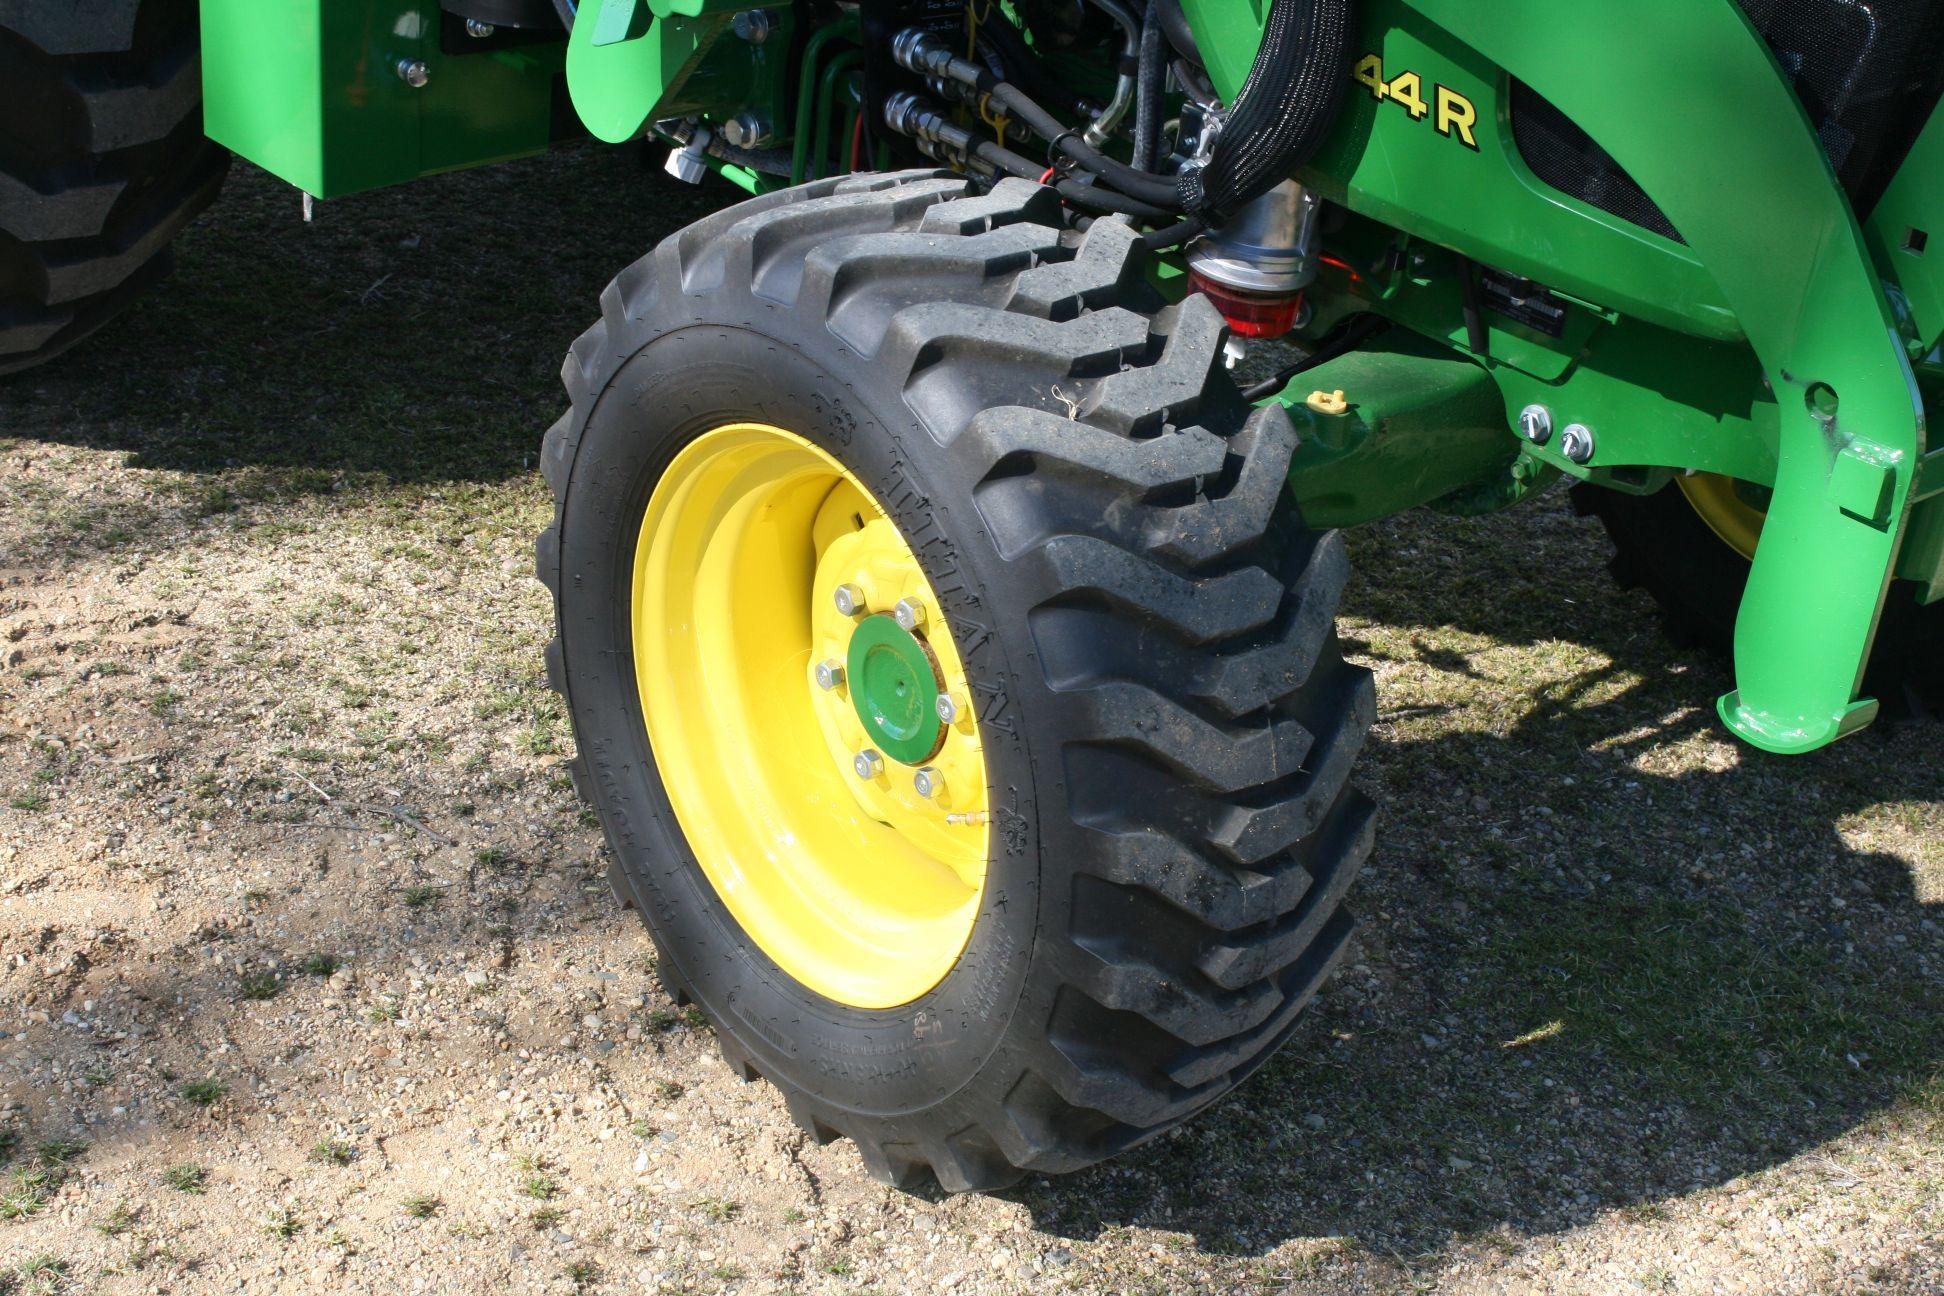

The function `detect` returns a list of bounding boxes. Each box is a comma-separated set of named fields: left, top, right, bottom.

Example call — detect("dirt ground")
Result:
left=1, top=149, right=1939, bottom=1296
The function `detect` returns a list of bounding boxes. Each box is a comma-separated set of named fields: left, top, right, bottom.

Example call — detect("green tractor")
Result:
left=5, top=0, right=1939, bottom=1189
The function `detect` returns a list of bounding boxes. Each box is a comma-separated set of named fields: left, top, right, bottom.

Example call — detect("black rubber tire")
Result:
left=1573, top=481, right=1944, bottom=715
left=0, top=0, right=229, bottom=376
left=536, top=171, right=1378, bottom=1191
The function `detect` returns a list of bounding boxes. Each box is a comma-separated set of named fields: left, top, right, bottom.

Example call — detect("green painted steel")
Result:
left=567, top=0, right=791, bottom=145
left=790, top=14, right=862, bottom=185
left=1274, top=332, right=1518, bottom=530
left=1864, top=103, right=1944, bottom=355
left=845, top=615, right=946, bottom=766
left=200, top=0, right=564, bottom=199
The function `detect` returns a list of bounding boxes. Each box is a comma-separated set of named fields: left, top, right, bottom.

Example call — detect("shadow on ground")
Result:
left=0, top=144, right=718, bottom=497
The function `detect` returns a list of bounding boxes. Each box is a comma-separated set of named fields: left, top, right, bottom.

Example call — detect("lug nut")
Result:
left=853, top=749, right=885, bottom=780
left=396, top=59, right=430, bottom=88
left=1560, top=423, right=1596, bottom=464
left=1517, top=404, right=1552, bottom=445
left=913, top=766, right=945, bottom=799
left=935, top=693, right=960, bottom=724
left=814, top=659, right=845, bottom=691
left=833, top=583, right=866, bottom=617
left=892, top=597, right=928, bottom=631
left=464, top=17, right=495, bottom=37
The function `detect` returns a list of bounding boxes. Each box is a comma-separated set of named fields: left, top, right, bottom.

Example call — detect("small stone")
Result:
left=1302, top=1113, right=1325, bottom=1131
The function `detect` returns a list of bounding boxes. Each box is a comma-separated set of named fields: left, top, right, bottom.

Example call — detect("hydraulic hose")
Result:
left=1132, top=0, right=1167, bottom=171
left=1179, top=0, right=1354, bottom=217
left=1080, top=0, right=1141, bottom=148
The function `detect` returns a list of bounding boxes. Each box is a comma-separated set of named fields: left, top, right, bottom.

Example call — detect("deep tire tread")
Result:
left=537, top=172, right=1377, bottom=1190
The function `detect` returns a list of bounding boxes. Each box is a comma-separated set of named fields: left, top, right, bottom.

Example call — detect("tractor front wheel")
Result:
left=536, top=172, right=1377, bottom=1188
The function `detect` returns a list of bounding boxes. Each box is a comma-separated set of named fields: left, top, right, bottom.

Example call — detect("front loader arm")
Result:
left=1398, top=0, right=1926, bottom=753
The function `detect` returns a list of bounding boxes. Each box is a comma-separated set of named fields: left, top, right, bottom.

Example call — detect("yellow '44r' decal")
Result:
left=1353, top=53, right=1478, bottom=150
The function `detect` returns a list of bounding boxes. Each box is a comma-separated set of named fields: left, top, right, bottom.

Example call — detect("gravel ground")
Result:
left=1, top=149, right=1939, bottom=1296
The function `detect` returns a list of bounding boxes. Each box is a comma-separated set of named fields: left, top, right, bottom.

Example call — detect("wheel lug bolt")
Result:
left=833, top=583, right=867, bottom=617
left=814, top=659, right=845, bottom=691
left=893, top=597, right=927, bottom=631
left=853, top=749, right=885, bottom=780
left=913, top=766, right=945, bottom=799
left=935, top=692, right=960, bottom=724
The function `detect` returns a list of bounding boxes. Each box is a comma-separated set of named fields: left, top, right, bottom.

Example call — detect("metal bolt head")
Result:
left=730, top=9, right=774, bottom=42
left=1517, top=404, right=1553, bottom=445
left=464, top=17, right=495, bottom=37
left=814, top=659, right=845, bottom=692
left=721, top=112, right=773, bottom=149
left=1560, top=423, right=1596, bottom=464
left=892, top=597, right=927, bottom=632
left=396, top=59, right=430, bottom=88
left=934, top=693, right=960, bottom=724
left=913, top=767, right=945, bottom=799
left=853, top=749, right=885, bottom=780
left=833, top=583, right=866, bottom=617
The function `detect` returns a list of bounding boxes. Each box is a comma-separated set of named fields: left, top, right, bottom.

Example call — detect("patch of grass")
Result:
left=95, top=1200, right=140, bottom=1236
left=368, top=999, right=401, bottom=1023
left=309, top=1138, right=355, bottom=1166
left=401, top=884, right=441, bottom=909
left=37, top=1140, right=86, bottom=1166
left=14, top=1254, right=68, bottom=1294
left=162, top=1163, right=207, bottom=1194
left=521, top=1173, right=558, bottom=1200
left=561, top=1259, right=600, bottom=1288
left=262, top=1205, right=301, bottom=1239
left=630, top=1119, right=655, bottom=1139
left=401, top=1194, right=441, bottom=1219
left=690, top=1195, right=740, bottom=1223
left=302, top=952, right=340, bottom=977
left=237, top=970, right=280, bottom=1000
left=81, top=1067, right=111, bottom=1087
left=653, top=1080, right=684, bottom=1101
left=1, top=1166, right=60, bottom=1220
left=8, top=792, right=47, bottom=812
left=474, top=846, right=509, bottom=869
left=179, top=1078, right=227, bottom=1107
left=529, top=1206, right=564, bottom=1231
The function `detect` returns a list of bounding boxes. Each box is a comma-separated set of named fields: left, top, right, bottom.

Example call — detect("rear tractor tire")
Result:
left=536, top=172, right=1378, bottom=1189
left=1574, top=477, right=1944, bottom=716
left=0, top=0, right=228, bottom=375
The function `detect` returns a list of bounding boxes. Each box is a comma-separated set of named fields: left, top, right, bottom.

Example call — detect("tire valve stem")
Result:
left=945, top=811, right=989, bottom=826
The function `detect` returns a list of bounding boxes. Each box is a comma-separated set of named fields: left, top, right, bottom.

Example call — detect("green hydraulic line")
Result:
left=811, top=51, right=863, bottom=178
left=790, top=13, right=860, bottom=185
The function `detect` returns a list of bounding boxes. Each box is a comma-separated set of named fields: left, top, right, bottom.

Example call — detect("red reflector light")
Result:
left=1188, top=272, right=1305, bottom=339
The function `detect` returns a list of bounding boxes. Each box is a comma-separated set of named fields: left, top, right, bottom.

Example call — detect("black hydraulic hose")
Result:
left=1133, top=0, right=1167, bottom=171
left=1141, top=214, right=1205, bottom=249
left=1179, top=0, right=1354, bottom=217
left=1239, top=313, right=1388, bottom=403
left=967, top=132, right=1176, bottom=218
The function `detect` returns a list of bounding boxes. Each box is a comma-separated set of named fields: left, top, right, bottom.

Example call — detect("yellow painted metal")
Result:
left=1676, top=472, right=1765, bottom=561
left=632, top=423, right=989, bottom=1009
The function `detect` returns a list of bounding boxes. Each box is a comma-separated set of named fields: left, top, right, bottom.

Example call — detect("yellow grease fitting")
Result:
left=632, top=423, right=989, bottom=1008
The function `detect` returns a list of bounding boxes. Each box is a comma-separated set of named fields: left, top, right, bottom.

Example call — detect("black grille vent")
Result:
left=1511, top=0, right=1944, bottom=242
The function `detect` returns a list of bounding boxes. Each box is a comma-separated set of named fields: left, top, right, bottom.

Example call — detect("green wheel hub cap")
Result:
left=844, top=613, right=945, bottom=765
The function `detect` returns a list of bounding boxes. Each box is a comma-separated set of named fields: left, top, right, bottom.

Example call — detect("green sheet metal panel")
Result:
left=200, top=0, right=563, bottom=199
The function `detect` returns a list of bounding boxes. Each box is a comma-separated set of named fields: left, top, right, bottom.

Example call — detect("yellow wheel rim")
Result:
left=631, top=423, right=990, bottom=1009
left=1675, top=472, right=1766, bottom=560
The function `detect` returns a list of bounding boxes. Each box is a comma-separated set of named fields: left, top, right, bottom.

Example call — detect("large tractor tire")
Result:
left=0, top=0, right=228, bottom=375
left=1574, top=477, right=1944, bottom=715
left=536, top=172, right=1378, bottom=1189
